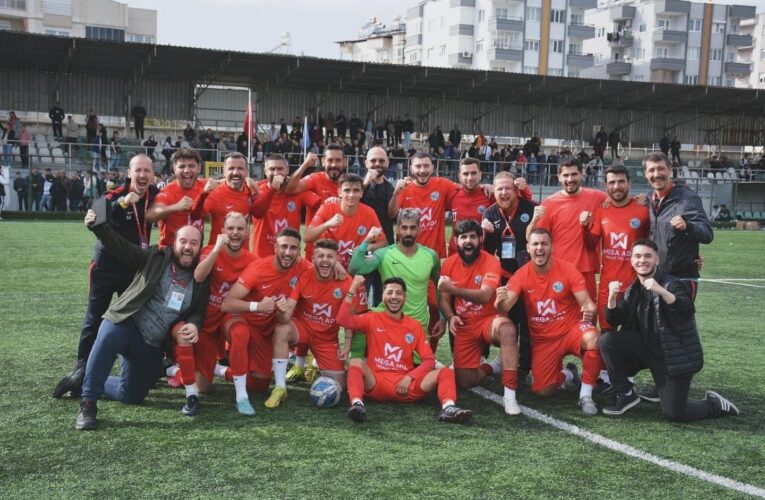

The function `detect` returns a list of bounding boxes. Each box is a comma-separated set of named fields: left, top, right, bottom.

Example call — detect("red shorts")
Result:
left=531, top=321, right=597, bottom=393
left=453, top=315, right=504, bottom=369
left=365, top=369, right=430, bottom=403
left=294, top=319, right=344, bottom=372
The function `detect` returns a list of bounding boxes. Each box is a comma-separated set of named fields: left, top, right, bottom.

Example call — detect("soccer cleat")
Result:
left=638, top=385, right=661, bottom=403
left=181, top=395, right=200, bottom=417
left=565, top=362, right=581, bottom=390
left=75, top=400, right=98, bottom=430
left=603, top=391, right=641, bottom=416
left=438, top=405, right=473, bottom=424
left=53, top=359, right=86, bottom=398
left=705, top=390, right=740, bottom=416
left=264, top=386, right=288, bottom=409
left=594, top=378, right=614, bottom=396
left=167, top=375, right=183, bottom=389
left=578, top=395, right=598, bottom=417
left=285, top=365, right=306, bottom=383
left=304, top=352, right=319, bottom=384
left=503, top=396, right=522, bottom=416
left=236, top=399, right=256, bottom=416
left=347, top=402, right=367, bottom=423
left=517, top=370, right=530, bottom=391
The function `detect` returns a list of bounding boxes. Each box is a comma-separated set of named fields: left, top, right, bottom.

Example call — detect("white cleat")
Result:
left=503, top=395, right=522, bottom=416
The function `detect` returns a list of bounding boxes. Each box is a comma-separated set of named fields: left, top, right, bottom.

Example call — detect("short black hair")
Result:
left=632, top=238, right=658, bottom=252
left=276, top=227, right=302, bottom=242
left=605, top=165, right=630, bottom=181
left=454, top=219, right=482, bottom=238
left=383, top=277, right=407, bottom=293
left=314, top=238, right=338, bottom=252
left=559, top=157, right=582, bottom=172
left=529, top=227, right=552, bottom=242
left=338, top=173, right=364, bottom=187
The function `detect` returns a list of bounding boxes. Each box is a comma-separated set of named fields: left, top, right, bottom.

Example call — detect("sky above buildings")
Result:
left=126, top=0, right=763, bottom=59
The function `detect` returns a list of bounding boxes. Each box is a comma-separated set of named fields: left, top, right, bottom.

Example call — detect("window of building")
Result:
left=728, top=21, right=739, bottom=34
left=549, top=68, right=563, bottom=76
left=639, top=23, right=646, bottom=33
left=551, top=40, right=563, bottom=53
left=85, top=26, right=126, bottom=42
left=569, top=70, right=580, bottom=78
left=654, top=46, right=669, bottom=58
left=760, top=49, right=765, bottom=60
left=525, top=39, right=539, bottom=51
left=726, top=52, right=736, bottom=62
left=126, top=34, right=153, bottom=43
left=688, top=19, right=702, bottom=32
left=595, top=53, right=603, bottom=65
left=0, top=20, right=11, bottom=30
left=725, top=78, right=735, bottom=87
left=43, top=0, right=71, bottom=15
left=0, top=0, right=26, bottom=10
left=759, top=73, right=765, bottom=84
left=523, top=65, right=537, bottom=74
left=45, top=28, right=71, bottom=37
left=571, top=13, right=582, bottom=25
left=476, top=40, right=484, bottom=53
left=569, top=43, right=582, bottom=54
left=408, top=52, right=419, bottom=63
left=634, top=75, right=645, bottom=81
left=597, top=27, right=605, bottom=38
left=656, top=18, right=669, bottom=30
left=478, top=10, right=485, bottom=22
left=688, top=47, right=700, bottom=60
left=637, top=47, right=646, bottom=60
left=708, top=75, right=721, bottom=86
left=550, top=10, right=565, bottom=24
left=526, top=7, right=540, bottom=22
left=439, top=44, right=446, bottom=56
left=427, top=47, right=434, bottom=58
left=684, top=74, right=699, bottom=85
left=710, top=48, right=722, bottom=61
left=495, top=31, right=520, bottom=49
left=712, top=22, right=725, bottom=34
left=495, top=8, right=508, bottom=19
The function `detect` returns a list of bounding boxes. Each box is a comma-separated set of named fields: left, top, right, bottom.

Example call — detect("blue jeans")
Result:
left=82, top=318, right=165, bottom=404
left=2, top=144, right=12, bottom=167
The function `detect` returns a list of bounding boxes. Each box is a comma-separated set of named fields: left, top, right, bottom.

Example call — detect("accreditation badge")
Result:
left=166, top=290, right=186, bottom=312
left=501, top=235, right=516, bottom=260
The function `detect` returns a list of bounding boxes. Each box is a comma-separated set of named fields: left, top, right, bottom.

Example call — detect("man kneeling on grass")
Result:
left=336, top=275, right=472, bottom=425
left=75, top=210, right=209, bottom=430
left=600, top=238, right=739, bottom=420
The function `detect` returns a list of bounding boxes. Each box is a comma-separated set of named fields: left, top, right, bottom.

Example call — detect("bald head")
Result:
left=365, top=146, right=389, bottom=179
left=173, top=225, right=203, bottom=269
left=128, top=154, right=155, bottom=195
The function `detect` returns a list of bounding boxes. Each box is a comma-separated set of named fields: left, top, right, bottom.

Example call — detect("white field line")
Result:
left=700, top=279, right=765, bottom=289
left=470, top=386, right=765, bottom=498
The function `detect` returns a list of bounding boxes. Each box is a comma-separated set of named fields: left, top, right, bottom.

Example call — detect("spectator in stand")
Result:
left=585, top=154, right=603, bottom=187
left=593, top=126, right=608, bottom=159
left=374, top=122, right=385, bottom=145
left=143, top=135, right=158, bottom=163
left=740, top=162, right=753, bottom=182
left=51, top=169, right=68, bottom=211
left=449, top=124, right=462, bottom=151
left=109, top=131, right=121, bottom=169
left=365, top=114, right=375, bottom=146
left=278, top=118, right=288, bottom=137
left=13, top=170, right=28, bottom=211
left=670, top=136, right=681, bottom=165
left=98, top=125, right=108, bottom=165
left=49, top=101, right=65, bottom=140
left=515, top=149, right=527, bottom=177
left=0, top=165, right=7, bottom=218
left=659, top=133, right=671, bottom=156
left=385, top=115, right=396, bottom=147
left=162, top=136, right=175, bottom=175
left=394, top=115, right=403, bottom=147
left=324, top=112, right=335, bottom=143
left=29, top=167, right=44, bottom=211
left=19, top=125, right=32, bottom=168
left=529, top=132, right=541, bottom=159
left=183, top=123, right=196, bottom=143
left=65, top=115, right=78, bottom=154
left=403, top=114, right=414, bottom=150
left=131, top=101, right=147, bottom=140
left=85, top=109, right=99, bottom=146
left=428, top=126, right=446, bottom=156
left=608, top=128, right=620, bottom=159
left=83, top=172, right=98, bottom=208
left=68, top=171, right=84, bottom=212
left=341, top=112, right=355, bottom=141
left=717, top=205, right=732, bottom=221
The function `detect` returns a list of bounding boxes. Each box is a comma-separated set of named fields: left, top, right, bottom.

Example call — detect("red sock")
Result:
left=347, top=365, right=365, bottom=404
left=436, top=368, right=457, bottom=405
left=582, top=349, right=603, bottom=386
left=175, top=344, right=196, bottom=385
left=224, top=367, right=233, bottom=382
left=228, top=322, right=250, bottom=377
left=479, top=363, right=493, bottom=378
left=502, top=369, right=518, bottom=390
left=249, top=375, right=270, bottom=394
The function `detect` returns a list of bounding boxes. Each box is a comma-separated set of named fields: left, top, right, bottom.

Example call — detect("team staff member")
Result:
left=338, top=275, right=473, bottom=425
left=53, top=154, right=158, bottom=399
left=600, top=239, right=738, bottom=420
left=75, top=213, right=209, bottom=430
left=147, top=147, right=206, bottom=247
left=496, top=229, right=602, bottom=417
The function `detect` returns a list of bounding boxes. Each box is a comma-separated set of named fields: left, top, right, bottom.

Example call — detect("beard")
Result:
left=400, top=235, right=416, bottom=247
left=172, top=252, right=199, bottom=270
left=457, top=244, right=479, bottom=264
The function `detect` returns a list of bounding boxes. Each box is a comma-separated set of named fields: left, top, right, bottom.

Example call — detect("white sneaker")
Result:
left=503, top=395, right=522, bottom=416
left=578, top=395, right=598, bottom=417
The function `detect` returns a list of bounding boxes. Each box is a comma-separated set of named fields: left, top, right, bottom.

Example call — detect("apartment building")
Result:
left=337, top=17, right=406, bottom=64
left=736, top=12, right=765, bottom=88
left=0, top=0, right=156, bottom=43
left=402, top=0, right=598, bottom=77
left=582, top=0, right=756, bottom=86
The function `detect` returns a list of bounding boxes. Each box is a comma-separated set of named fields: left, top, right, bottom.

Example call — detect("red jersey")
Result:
left=440, top=250, right=501, bottom=323
left=289, top=268, right=366, bottom=340
left=250, top=179, right=321, bottom=258
left=190, top=183, right=268, bottom=244
left=200, top=246, right=255, bottom=310
left=307, top=203, right=382, bottom=267
left=237, top=256, right=312, bottom=328
left=508, top=258, right=588, bottom=341
left=538, top=188, right=607, bottom=273
left=590, top=199, right=650, bottom=293
left=154, top=179, right=206, bottom=247
left=396, top=177, right=457, bottom=258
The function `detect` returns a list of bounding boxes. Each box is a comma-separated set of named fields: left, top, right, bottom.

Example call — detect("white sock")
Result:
left=295, top=356, right=306, bottom=369
left=351, top=398, right=363, bottom=405
left=562, top=367, right=575, bottom=383
left=273, top=358, right=288, bottom=388
left=441, top=399, right=455, bottom=409
left=504, top=386, right=516, bottom=400
left=166, top=365, right=180, bottom=378
left=580, top=383, right=594, bottom=399
left=185, top=383, right=199, bottom=397
left=214, top=364, right=228, bottom=378
left=599, top=369, right=611, bottom=384
left=489, top=358, right=503, bottom=375
left=233, top=375, right=248, bottom=402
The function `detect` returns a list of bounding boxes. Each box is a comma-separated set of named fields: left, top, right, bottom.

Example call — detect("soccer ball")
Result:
left=309, top=376, right=342, bottom=408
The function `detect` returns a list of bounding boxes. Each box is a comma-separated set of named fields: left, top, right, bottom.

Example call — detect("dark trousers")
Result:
left=77, top=263, right=133, bottom=361
left=509, top=300, right=532, bottom=373
left=52, top=121, right=63, bottom=138
left=82, top=317, right=165, bottom=403
left=135, top=118, right=144, bottom=139
left=364, top=270, right=384, bottom=308
left=20, top=145, right=29, bottom=167
left=31, top=192, right=42, bottom=211
left=599, top=330, right=719, bottom=422
left=17, top=191, right=28, bottom=211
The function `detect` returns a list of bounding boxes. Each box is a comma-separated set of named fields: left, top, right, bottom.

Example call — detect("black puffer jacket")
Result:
left=606, top=271, right=703, bottom=377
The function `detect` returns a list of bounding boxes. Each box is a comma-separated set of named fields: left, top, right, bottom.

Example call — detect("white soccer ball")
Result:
left=309, top=376, right=342, bottom=408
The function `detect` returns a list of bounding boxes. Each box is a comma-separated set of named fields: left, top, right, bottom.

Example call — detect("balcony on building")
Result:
left=654, top=0, right=690, bottom=15
left=609, top=5, right=635, bottom=21
left=488, top=47, right=522, bottom=62
left=724, top=61, right=751, bottom=75
left=448, top=52, right=473, bottom=65
left=607, top=30, right=633, bottom=47
left=569, top=0, right=597, bottom=9
left=726, top=33, right=753, bottom=48
left=407, top=5, right=424, bottom=19
left=449, top=24, right=474, bottom=36
left=567, top=52, right=594, bottom=67
left=406, top=34, right=422, bottom=46
left=489, top=17, right=523, bottom=32
left=729, top=5, right=756, bottom=19
left=650, top=57, right=685, bottom=71
left=652, top=29, right=688, bottom=44
left=606, top=60, right=632, bottom=75
left=568, top=23, right=595, bottom=39
left=450, top=0, right=476, bottom=5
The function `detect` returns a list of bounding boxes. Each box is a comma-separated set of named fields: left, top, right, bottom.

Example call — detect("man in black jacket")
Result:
left=49, top=101, right=65, bottom=140
left=600, top=239, right=738, bottom=420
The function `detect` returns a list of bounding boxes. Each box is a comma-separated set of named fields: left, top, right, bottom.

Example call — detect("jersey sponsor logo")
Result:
left=260, top=283, right=273, bottom=289
left=420, top=207, right=433, bottom=223
left=405, top=333, right=415, bottom=344
left=520, top=213, right=530, bottom=223
left=274, top=218, right=288, bottom=233
left=338, top=240, right=355, bottom=255
left=289, top=276, right=298, bottom=288
left=552, top=281, right=564, bottom=293
left=478, top=205, right=486, bottom=214
left=287, top=201, right=297, bottom=212
left=610, top=232, right=628, bottom=250
left=218, top=282, right=232, bottom=295
left=384, top=343, right=403, bottom=362
left=630, top=217, right=641, bottom=229
left=536, top=299, right=557, bottom=316
left=226, top=204, right=235, bottom=210
left=357, top=225, right=367, bottom=236
left=474, top=275, right=482, bottom=285
left=578, top=321, right=595, bottom=332
left=430, top=191, right=440, bottom=201
left=311, top=303, right=332, bottom=318
left=333, top=287, right=343, bottom=299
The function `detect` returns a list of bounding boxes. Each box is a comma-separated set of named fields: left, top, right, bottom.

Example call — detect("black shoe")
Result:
left=705, top=390, right=740, bottom=416
left=75, top=399, right=98, bottom=430
left=638, top=385, right=660, bottom=403
left=517, top=370, right=531, bottom=390
left=181, top=395, right=200, bottom=417
left=53, top=359, right=87, bottom=398
left=565, top=362, right=581, bottom=390
left=438, top=405, right=473, bottom=425
left=594, top=378, right=614, bottom=396
left=347, top=402, right=367, bottom=423
left=603, top=390, right=641, bottom=416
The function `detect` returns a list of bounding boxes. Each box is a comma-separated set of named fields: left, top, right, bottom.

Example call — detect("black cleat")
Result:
left=181, top=395, right=200, bottom=417
left=346, top=402, right=367, bottom=423
left=438, top=405, right=473, bottom=425
left=603, top=390, right=641, bottom=416
left=638, top=385, right=661, bottom=403
left=565, top=362, right=581, bottom=390
left=705, top=390, right=740, bottom=416
left=53, top=359, right=86, bottom=398
left=75, top=400, right=98, bottom=430
left=594, top=378, right=614, bottom=396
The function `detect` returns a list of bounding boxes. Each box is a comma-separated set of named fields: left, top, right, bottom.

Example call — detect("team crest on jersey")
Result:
left=357, top=225, right=367, bottom=236
left=405, top=333, right=415, bottom=344
left=289, top=276, right=298, bottom=288
left=287, top=201, right=296, bottom=212
left=520, top=213, right=530, bottom=223
left=333, top=287, right=343, bottom=299
left=630, top=218, right=641, bottom=229
left=552, top=281, right=564, bottom=293
left=478, top=205, right=486, bottom=214
left=474, top=275, right=482, bottom=285
left=430, top=191, right=440, bottom=201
